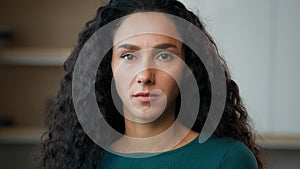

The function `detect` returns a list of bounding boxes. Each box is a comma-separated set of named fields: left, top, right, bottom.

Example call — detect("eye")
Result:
left=157, top=52, right=174, bottom=61
left=121, top=54, right=136, bottom=61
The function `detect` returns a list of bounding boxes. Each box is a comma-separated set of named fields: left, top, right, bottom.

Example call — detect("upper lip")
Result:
left=132, top=92, right=159, bottom=97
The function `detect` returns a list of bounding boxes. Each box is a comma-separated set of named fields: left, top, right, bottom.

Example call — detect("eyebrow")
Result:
left=117, top=43, right=178, bottom=50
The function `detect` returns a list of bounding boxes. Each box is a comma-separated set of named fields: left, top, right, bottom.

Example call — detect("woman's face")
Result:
left=111, top=12, right=185, bottom=123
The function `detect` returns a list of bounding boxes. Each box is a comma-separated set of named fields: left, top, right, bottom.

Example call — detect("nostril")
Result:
left=136, top=69, right=155, bottom=85
left=137, top=79, right=153, bottom=85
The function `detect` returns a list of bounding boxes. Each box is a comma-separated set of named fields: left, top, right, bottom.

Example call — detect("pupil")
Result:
left=127, top=54, right=133, bottom=60
left=162, top=53, right=168, bottom=59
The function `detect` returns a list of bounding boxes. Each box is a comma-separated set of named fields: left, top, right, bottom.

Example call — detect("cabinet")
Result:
left=0, top=0, right=102, bottom=145
left=0, top=1, right=103, bottom=169
left=0, top=48, right=69, bottom=143
left=0, top=48, right=67, bottom=169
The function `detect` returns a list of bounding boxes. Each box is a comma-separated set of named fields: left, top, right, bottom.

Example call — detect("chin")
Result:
left=126, top=107, right=164, bottom=124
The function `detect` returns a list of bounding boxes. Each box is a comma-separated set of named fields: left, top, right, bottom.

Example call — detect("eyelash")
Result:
left=120, top=52, right=174, bottom=61
left=157, top=52, right=174, bottom=61
left=120, top=53, right=136, bottom=61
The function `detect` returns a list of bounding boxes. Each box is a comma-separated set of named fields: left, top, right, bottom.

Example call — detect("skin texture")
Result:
left=110, top=13, right=198, bottom=153
left=112, top=13, right=184, bottom=125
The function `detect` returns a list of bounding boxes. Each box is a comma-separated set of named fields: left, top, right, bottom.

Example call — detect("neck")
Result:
left=124, top=108, right=175, bottom=138
left=110, top=104, right=191, bottom=153
left=115, top=122, right=189, bottom=153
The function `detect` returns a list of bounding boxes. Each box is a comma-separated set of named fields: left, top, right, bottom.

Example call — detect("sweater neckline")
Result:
left=104, top=134, right=212, bottom=158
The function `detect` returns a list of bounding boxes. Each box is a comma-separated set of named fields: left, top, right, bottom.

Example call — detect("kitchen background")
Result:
left=0, top=0, right=299, bottom=169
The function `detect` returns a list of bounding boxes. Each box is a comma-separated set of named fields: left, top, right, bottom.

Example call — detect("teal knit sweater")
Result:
left=81, top=135, right=258, bottom=169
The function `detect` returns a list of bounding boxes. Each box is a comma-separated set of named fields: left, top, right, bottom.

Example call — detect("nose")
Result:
left=136, top=69, right=155, bottom=85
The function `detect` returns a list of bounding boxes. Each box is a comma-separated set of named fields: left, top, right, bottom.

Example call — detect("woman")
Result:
left=40, top=0, right=264, bottom=169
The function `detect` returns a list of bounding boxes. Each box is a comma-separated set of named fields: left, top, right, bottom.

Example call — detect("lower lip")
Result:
left=133, top=96, right=159, bottom=102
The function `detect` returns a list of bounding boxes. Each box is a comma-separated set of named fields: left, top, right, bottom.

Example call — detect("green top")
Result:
left=81, top=135, right=258, bottom=169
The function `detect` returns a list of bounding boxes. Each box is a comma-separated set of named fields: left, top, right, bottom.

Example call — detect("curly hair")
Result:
left=39, top=0, right=264, bottom=169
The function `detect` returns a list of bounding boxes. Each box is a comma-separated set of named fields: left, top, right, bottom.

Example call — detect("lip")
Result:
left=132, top=92, right=160, bottom=102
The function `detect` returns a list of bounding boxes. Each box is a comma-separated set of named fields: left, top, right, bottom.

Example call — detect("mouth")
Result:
left=132, top=92, right=160, bottom=102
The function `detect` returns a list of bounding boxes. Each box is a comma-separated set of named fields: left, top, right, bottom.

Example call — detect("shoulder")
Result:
left=191, top=136, right=259, bottom=169
left=179, top=135, right=258, bottom=169
left=217, top=138, right=259, bottom=169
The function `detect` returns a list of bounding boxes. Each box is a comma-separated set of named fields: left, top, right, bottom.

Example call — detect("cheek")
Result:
left=112, top=62, right=139, bottom=89
left=162, top=77, right=180, bottom=106
left=112, top=70, right=128, bottom=102
left=112, top=61, right=130, bottom=91
left=159, top=66, right=184, bottom=100
left=113, top=71, right=136, bottom=97
left=159, top=73, right=180, bottom=94
left=161, top=66, right=184, bottom=85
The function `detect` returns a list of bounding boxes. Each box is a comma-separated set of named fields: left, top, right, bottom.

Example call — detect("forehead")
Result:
left=113, top=12, right=182, bottom=45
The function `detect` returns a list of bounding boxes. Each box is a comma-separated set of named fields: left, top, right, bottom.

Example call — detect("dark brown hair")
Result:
left=40, top=0, right=264, bottom=169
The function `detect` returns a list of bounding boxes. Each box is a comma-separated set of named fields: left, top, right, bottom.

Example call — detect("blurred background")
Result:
left=0, top=0, right=299, bottom=168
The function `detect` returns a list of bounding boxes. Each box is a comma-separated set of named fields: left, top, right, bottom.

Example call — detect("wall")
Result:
left=180, top=0, right=300, bottom=135
left=179, top=0, right=300, bottom=168
left=0, top=0, right=107, bottom=126
left=1, top=0, right=300, bottom=168
left=0, top=66, right=63, bottom=126
left=0, top=1, right=107, bottom=168
left=0, top=0, right=104, bottom=47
